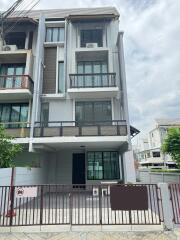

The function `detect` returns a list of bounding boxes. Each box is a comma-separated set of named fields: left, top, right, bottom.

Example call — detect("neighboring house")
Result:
left=0, top=7, right=139, bottom=184
left=136, top=119, right=180, bottom=169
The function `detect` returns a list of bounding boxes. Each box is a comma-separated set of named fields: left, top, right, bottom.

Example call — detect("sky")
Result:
left=1, top=0, right=180, bottom=138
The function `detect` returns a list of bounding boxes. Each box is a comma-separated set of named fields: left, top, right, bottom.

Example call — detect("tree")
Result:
left=162, top=127, right=180, bottom=169
left=0, top=126, right=22, bottom=168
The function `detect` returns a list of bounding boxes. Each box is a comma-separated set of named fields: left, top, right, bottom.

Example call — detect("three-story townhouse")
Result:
left=0, top=7, right=139, bottom=185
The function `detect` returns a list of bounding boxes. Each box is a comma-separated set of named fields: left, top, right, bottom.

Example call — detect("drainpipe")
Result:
left=64, top=18, right=68, bottom=94
left=117, top=32, right=136, bottom=183
left=117, top=32, right=131, bottom=150
left=29, top=14, right=46, bottom=152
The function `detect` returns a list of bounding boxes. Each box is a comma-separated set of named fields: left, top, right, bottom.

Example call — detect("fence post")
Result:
left=158, top=183, right=174, bottom=230
left=9, top=186, right=15, bottom=227
left=40, top=186, right=43, bottom=225
left=99, top=185, right=102, bottom=224
left=69, top=192, right=72, bottom=225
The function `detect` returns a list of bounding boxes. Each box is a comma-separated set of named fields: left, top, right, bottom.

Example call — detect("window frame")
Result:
left=152, top=151, right=161, bottom=158
left=87, top=151, right=120, bottom=180
left=58, top=61, right=64, bottom=93
left=40, top=102, right=49, bottom=127
left=0, top=103, right=29, bottom=128
left=45, top=27, right=65, bottom=42
left=80, top=28, right=103, bottom=47
left=75, top=101, right=112, bottom=124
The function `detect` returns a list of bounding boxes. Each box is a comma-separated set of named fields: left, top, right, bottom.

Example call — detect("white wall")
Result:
left=123, top=150, right=136, bottom=183
left=0, top=167, right=44, bottom=186
left=49, top=99, right=73, bottom=122
left=46, top=151, right=73, bottom=184
left=0, top=151, right=48, bottom=186
left=138, top=169, right=180, bottom=183
left=149, top=128, right=161, bottom=149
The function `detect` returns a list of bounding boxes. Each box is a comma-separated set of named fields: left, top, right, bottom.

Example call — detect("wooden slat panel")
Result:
left=43, top=47, right=57, bottom=94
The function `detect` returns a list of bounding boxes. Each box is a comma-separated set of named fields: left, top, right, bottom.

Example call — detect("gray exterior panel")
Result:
left=43, top=47, right=57, bottom=94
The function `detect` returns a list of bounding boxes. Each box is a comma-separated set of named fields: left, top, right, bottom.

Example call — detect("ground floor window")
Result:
left=87, top=151, right=120, bottom=180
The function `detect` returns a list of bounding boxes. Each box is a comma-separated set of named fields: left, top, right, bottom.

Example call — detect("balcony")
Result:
left=0, top=75, right=33, bottom=100
left=68, top=73, right=119, bottom=98
left=0, top=122, right=30, bottom=138
left=34, top=120, right=127, bottom=138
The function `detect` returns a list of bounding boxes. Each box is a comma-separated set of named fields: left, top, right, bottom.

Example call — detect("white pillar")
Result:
left=123, top=150, right=136, bottom=183
left=158, top=183, right=174, bottom=230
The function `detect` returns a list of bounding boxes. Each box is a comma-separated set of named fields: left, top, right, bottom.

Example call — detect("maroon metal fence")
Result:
left=0, top=184, right=163, bottom=226
left=169, top=183, right=180, bottom=224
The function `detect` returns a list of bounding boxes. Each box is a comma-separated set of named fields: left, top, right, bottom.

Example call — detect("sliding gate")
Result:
left=0, top=184, right=163, bottom=226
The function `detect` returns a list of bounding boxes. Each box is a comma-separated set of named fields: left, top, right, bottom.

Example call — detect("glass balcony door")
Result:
left=0, top=103, right=28, bottom=128
left=77, top=61, right=107, bottom=87
left=0, top=64, right=25, bottom=88
left=75, top=101, right=112, bottom=125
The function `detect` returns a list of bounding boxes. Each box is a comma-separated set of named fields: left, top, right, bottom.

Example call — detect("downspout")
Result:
left=29, top=14, right=46, bottom=152
left=117, top=32, right=132, bottom=150
left=64, top=18, right=68, bottom=94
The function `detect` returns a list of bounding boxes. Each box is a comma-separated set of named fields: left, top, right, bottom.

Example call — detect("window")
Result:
left=0, top=103, right=28, bottom=128
left=77, top=61, right=108, bottom=87
left=58, top=62, right=64, bottom=93
left=28, top=31, right=33, bottom=49
left=80, top=29, right=103, bottom=47
left=46, top=27, right=65, bottom=42
left=152, top=152, right=161, bottom=158
left=41, top=103, right=49, bottom=127
left=75, top=101, right=111, bottom=124
left=0, top=64, right=25, bottom=88
left=5, top=32, right=26, bottom=49
left=87, top=151, right=120, bottom=180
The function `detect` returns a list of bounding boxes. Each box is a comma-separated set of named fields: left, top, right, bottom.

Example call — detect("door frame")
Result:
left=72, top=153, right=86, bottom=185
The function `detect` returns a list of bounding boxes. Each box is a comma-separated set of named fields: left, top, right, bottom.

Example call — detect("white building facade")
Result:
left=136, top=119, right=180, bottom=169
left=0, top=7, right=139, bottom=184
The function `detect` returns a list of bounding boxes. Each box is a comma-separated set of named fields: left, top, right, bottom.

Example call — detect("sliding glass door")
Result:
left=77, top=61, right=108, bottom=87
left=75, top=101, right=112, bottom=125
left=0, top=103, right=28, bottom=128
left=0, top=64, right=25, bottom=88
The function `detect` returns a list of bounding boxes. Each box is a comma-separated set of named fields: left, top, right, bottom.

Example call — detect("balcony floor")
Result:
left=68, top=87, right=119, bottom=98
left=0, top=89, right=32, bottom=101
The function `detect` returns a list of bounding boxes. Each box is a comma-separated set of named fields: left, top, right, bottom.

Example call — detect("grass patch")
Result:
left=150, top=169, right=180, bottom=173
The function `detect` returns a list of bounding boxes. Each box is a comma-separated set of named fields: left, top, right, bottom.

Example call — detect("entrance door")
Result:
left=72, top=153, right=85, bottom=185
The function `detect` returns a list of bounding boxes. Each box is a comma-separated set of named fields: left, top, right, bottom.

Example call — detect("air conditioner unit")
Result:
left=3, top=45, right=17, bottom=51
left=86, top=42, right=98, bottom=48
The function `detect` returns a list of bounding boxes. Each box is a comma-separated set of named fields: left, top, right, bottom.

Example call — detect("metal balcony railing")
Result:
left=69, top=73, right=116, bottom=88
left=0, top=75, right=33, bottom=93
left=34, top=120, right=127, bottom=137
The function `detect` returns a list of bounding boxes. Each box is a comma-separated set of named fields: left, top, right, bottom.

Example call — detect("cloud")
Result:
left=1, top=0, right=180, bottom=138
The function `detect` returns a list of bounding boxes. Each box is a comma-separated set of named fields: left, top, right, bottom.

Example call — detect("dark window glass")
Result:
left=52, top=28, right=59, bottom=42
left=28, top=31, right=33, bottom=49
left=87, top=151, right=120, bottom=180
left=41, top=103, right=49, bottom=127
left=0, top=64, right=25, bottom=88
left=77, top=61, right=108, bottom=87
left=0, top=103, right=28, bottom=128
left=152, top=152, right=161, bottom=157
left=80, top=29, right=103, bottom=47
left=5, top=32, right=26, bottom=49
left=46, top=27, right=65, bottom=42
left=58, top=62, right=64, bottom=93
left=46, top=28, right=52, bottom=42
left=75, top=101, right=111, bottom=124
